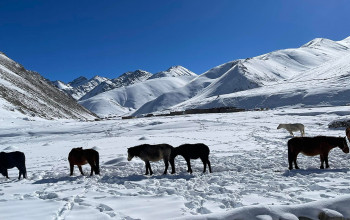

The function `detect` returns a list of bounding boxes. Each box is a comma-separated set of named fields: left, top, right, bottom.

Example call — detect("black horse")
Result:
left=0, top=151, right=27, bottom=180
left=288, top=136, right=349, bottom=170
left=171, top=143, right=212, bottom=174
left=127, top=144, right=175, bottom=175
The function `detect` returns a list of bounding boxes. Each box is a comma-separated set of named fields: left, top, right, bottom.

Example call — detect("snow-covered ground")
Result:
left=1, top=106, right=350, bottom=219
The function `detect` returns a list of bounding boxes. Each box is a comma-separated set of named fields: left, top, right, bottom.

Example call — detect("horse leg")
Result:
left=17, top=167, right=27, bottom=180
left=4, top=169, right=9, bottom=178
left=288, top=149, right=294, bottom=170
left=87, top=159, right=96, bottom=176
left=145, top=161, right=153, bottom=175
left=201, top=157, right=207, bottom=173
left=144, top=162, right=149, bottom=175
left=23, top=165, right=27, bottom=179
left=89, top=164, right=94, bottom=176
left=289, top=130, right=294, bottom=136
left=70, top=163, right=74, bottom=176
left=320, top=155, right=325, bottom=169
left=170, top=157, right=176, bottom=174
left=185, top=158, right=192, bottom=174
left=293, top=154, right=299, bottom=169
left=95, top=156, right=100, bottom=175
left=207, top=159, right=212, bottom=173
left=325, top=154, right=330, bottom=169
left=148, top=162, right=153, bottom=175
left=78, top=165, right=84, bottom=175
left=163, top=158, right=169, bottom=175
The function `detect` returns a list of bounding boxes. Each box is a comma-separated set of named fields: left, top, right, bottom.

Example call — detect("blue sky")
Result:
left=1, top=0, right=350, bottom=83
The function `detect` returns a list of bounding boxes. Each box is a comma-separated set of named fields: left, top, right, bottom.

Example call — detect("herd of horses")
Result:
left=1, top=126, right=350, bottom=180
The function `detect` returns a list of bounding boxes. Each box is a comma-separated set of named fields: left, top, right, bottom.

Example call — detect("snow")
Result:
left=1, top=106, right=350, bottom=219
left=130, top=36, right=350, bottom=117
left=149, top=66, right=197, bottom=79
left=79, top=76, right=196, bottom=117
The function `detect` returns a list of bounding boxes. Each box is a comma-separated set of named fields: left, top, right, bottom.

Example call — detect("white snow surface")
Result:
left=1, top=106, right=350, bottom=219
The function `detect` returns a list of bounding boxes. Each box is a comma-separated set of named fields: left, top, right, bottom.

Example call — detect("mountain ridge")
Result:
left=0, top=52, right=97, bottom=120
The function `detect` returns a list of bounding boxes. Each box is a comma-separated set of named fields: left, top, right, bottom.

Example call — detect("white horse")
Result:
left=277, top=123, right=305, bottom=136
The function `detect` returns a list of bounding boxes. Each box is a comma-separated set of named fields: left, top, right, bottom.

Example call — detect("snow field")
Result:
left=1, top=106, right=350, bottom=219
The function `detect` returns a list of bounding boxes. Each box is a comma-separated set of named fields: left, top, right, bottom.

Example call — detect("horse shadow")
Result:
left=99, top=172, right=195, bottom=185
left=32, top=176, right=83, bottom=184
left=32, top=171, right=195, bottom=185
left=283, top=168, right=350, bottom=177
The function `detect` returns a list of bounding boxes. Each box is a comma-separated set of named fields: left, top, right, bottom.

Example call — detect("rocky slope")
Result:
left=0, top=52, right=96, bottom=120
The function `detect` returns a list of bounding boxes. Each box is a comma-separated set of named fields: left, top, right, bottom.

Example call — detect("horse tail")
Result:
left=95, top=151, right=100, bottom=174
left=20, top=152, right=27, bottom=179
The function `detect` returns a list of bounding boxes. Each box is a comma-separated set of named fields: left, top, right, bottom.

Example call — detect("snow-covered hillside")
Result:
left=171, top=37, right=350, bottom=111
left=55, top=36, right=350, bottom=118
left=1, top=106, right=350, bottom=219
left=134, top=36, right=350, bottom=116
left=53, top=76, right=110, bottom=100
left=79, top=75, right=197, bottom=117
left=80, top=70, right=152, bottom=101
left=0, top=52, right=96, bottom=120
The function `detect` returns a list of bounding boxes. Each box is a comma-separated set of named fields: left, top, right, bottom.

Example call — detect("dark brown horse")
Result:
left=288, top=136, right=349, bottom=170
left=68, top=147, right=100, bottom=176
left=171, top=143, right=212, bottom=174
left=346, top=127, right=350, bottom=140
left=127, top=144, right=174, bottom=175
left=0, top=151, right=27, bottom=180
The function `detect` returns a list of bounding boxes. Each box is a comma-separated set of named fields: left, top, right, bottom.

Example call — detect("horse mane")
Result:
left=128, top=144, right=148, bottom=154
left=322, top=136, right=345, bottom=146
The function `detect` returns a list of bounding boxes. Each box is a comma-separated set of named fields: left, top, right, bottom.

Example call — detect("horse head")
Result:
left=127, top=148, right=134, bottom=161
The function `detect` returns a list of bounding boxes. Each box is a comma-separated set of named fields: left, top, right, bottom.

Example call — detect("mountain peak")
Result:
left=113, top=69, right=152, bottom=85
left=69, top=76, right=88, bottom=87
left=149, top=66, right=197, bottom=79
left=301, top=38, right=327, bottom=48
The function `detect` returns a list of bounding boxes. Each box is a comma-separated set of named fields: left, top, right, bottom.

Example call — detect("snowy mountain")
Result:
left=80, top=70, right=152, bottom=101
left=79, top=75, right=197, bottom=117
left=54, top=70, right=152, bottom=101
left=133, top=36, right=350, bottom=116
left=53, top=75, right=109, bottom=100
left=148, top=65, right=197, bottom=79
left=0, top=52, right=96, bottom=120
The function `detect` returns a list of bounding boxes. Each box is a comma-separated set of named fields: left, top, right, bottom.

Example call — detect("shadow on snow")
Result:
left=283, top=168, right=349, bottom=177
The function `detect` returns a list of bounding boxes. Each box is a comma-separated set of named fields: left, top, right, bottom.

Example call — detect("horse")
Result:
left=171, top=143, right=212, bottom=174
left=277, top=123, right=305, bottom=137
left=68, top=147, right=100, bottom=176
left=287, top=136, right=349, bottom=170
left=0, top=151, right=27, bottom=180
left=346, top=127, right=350, bottom=140
left=127, top=144, right=174, bottom=175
